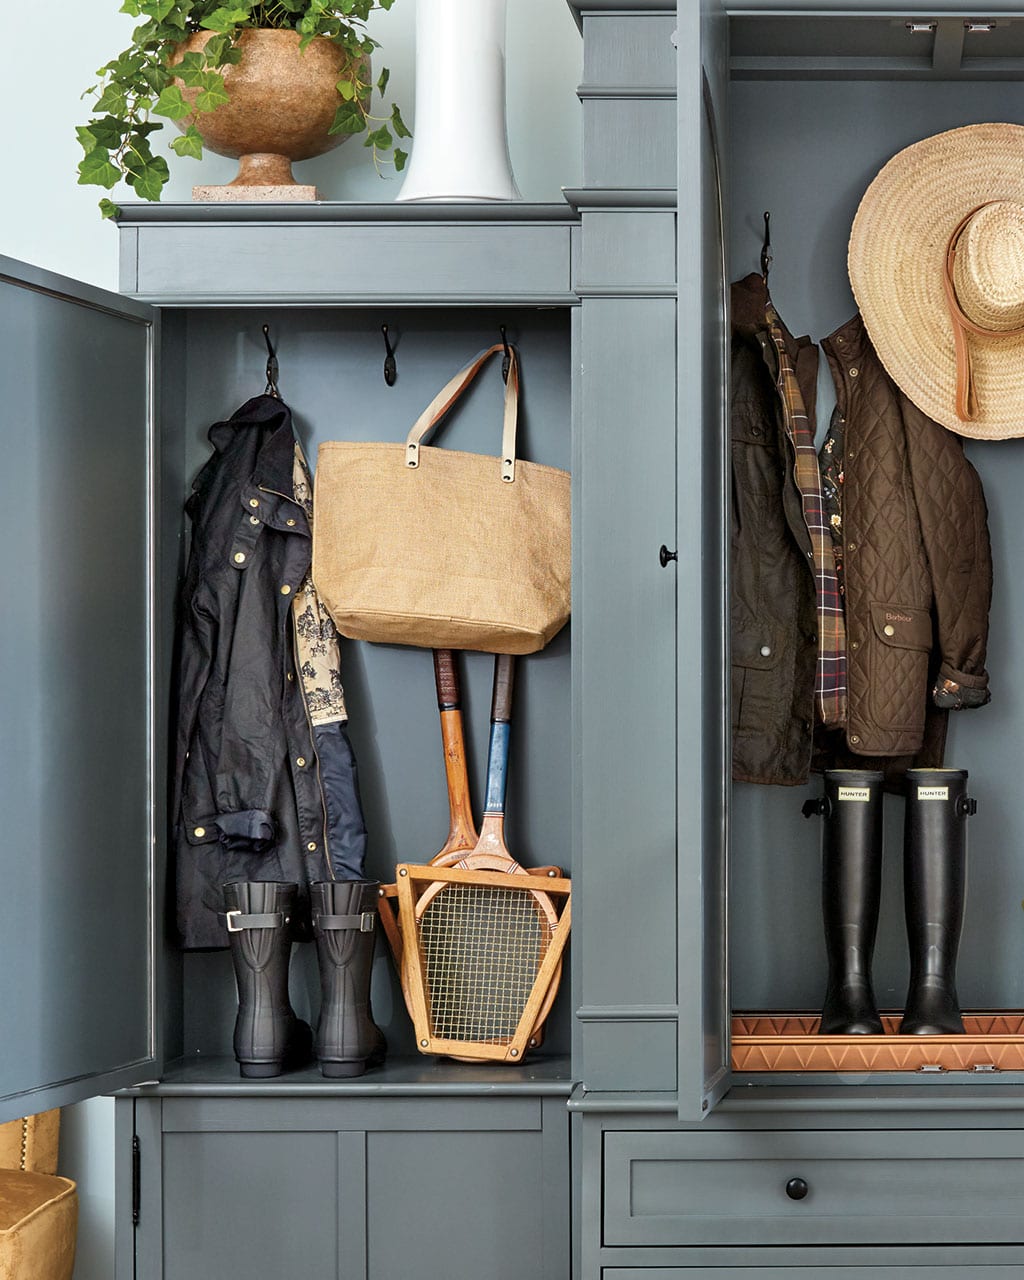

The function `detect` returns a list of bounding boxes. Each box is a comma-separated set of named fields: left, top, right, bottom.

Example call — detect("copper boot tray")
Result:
left=732, top=1012, right=1024, bottom=1072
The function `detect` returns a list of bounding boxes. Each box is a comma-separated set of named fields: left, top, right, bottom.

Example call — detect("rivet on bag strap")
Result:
left=405, top=343, right=520, bottom=482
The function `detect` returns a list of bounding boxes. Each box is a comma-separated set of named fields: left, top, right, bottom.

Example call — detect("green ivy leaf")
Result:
left=365, top=124, right=392, bottom=150
left=176, top=52, right=206, bottom=73
left=199, top=6, right=251, bottom=32
left=390, top=103, right=410, bottom=138
left=336, top=78, right=355, bottom=100
left=98, top=198, right=121, bottom=220
left=203, top=32, right=232, bottom=65
left=78, top=148, right=121, bottom=189
left=94, top=83, right=129, bottom=116
left=195, top=80, right=231, bottom=111
left=76, top=125, right=100, bottom=154
left=329, top=100, right=365, bottom=135
left=376, top=66, right=390, bottom=95
left=154, top=85, right=193, bottom=120
left=126, top=154, right=170, bottom=201
left=170, top=125, right=205, bottom=159
left=136, top=0, right=178, bottom=19
left=393, top=147, right=408, bottom=171
left=83, top=116, right=127, bottom=149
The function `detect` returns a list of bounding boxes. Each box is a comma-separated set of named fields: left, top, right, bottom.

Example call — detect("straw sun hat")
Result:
left=849, top=122, right=1024, bottom=440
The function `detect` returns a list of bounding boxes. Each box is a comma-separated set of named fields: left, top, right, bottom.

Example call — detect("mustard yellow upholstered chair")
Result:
left=0, top=1110, right=77, bottom=1280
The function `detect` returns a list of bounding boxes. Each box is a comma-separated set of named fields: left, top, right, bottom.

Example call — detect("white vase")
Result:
left=397, top=0, right=521, bottom=202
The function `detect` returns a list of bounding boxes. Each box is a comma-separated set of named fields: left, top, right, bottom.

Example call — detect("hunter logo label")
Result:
left=917, top=786, right=949, bottom=800
left=837, top=787, right=871, bottom=802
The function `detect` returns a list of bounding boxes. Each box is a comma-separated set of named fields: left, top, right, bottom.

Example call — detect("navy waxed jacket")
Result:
left=172, top=394, right=367, bottom=949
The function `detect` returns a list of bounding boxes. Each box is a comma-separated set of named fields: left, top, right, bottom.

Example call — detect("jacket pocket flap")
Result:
left=733, top=624, right=784, bottom=670
left=870, top=602, right=932, bottom=651
left=731, top=401, right=773, bottom=446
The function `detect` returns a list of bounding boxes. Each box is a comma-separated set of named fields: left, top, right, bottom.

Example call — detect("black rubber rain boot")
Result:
left=804, top=770, right=885, bottom=1035
left=900, top=769, right=975, bottom=1035
left=311, top=881, right=387, bottom=1078
left=223, top=881, right=313, bottom=1078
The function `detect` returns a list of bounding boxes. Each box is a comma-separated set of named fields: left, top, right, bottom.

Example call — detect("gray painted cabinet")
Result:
left=11, top=3, right=1024, bottom=1278
left=570, top=1, right=1024, bottom=1277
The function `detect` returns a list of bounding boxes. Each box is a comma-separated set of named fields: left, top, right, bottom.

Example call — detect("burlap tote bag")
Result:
left=312, top=343, right=570, bottom=654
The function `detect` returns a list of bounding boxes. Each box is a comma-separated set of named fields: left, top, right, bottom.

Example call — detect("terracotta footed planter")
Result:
left=172, top=28, right=364, bottom=200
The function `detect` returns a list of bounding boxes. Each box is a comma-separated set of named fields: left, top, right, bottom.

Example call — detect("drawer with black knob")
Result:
left=602, top=1129, right=1024, bottom=1247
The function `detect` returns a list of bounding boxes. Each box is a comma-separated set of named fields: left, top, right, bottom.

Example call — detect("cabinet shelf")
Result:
left=119, top=1054, right=573, bottom=1098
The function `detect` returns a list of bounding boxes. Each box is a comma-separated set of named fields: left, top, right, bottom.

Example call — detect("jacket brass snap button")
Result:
left=194, top=826, right=206, bottom=838
left=760, top=645, right=772, bottom=657
left=233, top=552, right=246, bottom=564
left=847, top=542, right=857, bottom=552
left=850, top=734, right=861, bottom=744
left=281, top=585, right=292, bottom=595
left=849, top=367, right=859, bottom=377
left=883, top=624, right=896, bottom=637
left=249, top=498, right=259, bottom=508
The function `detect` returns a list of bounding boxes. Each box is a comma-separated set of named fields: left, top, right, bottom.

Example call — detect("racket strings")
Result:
left=418, top=883, right=554, bottom=1043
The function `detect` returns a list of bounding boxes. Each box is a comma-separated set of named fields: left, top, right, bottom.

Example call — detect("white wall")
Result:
left=0, top=0, right=582, bottom=291
left=0, top=4, right=581, bottom=1277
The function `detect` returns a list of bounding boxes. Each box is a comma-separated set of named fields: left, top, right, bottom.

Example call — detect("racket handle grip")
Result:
left=433, top=649, right=460, bottom=709
left=492, top=654, right=516, bottom=724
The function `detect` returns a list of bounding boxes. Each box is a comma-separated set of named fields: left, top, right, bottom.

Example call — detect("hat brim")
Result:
left=849, top=122, right=1024, bottom=441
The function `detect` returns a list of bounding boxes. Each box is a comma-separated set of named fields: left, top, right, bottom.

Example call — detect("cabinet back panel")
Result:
left=165, top=308, right=574, bottom=1058
left=727, top=80, right=1024, bottom=1013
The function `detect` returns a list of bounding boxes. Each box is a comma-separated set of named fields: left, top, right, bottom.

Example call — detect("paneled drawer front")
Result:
left=127, top=223, right=575, bottom=303
left=604, top=1129, right=1024, bottom=1247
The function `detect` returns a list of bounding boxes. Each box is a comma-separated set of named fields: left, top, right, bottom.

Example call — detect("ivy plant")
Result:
left=78, top=0, right=410, bottom=217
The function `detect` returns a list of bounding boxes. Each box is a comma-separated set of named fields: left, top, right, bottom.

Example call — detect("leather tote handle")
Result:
left=405, top=343, right=520, bottom=482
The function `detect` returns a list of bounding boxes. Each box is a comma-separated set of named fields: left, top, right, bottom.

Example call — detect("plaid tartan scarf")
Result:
left=766, top=302, right=847, bottom=728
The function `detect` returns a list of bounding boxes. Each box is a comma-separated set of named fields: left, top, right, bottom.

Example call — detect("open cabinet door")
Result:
left=677, top=0, right=732, bottom=1121
left=0, top=257, right=160, bottom=1122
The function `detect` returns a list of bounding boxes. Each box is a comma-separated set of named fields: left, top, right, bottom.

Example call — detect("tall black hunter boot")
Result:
left=311, top=881, right=387, bottom=1078
left=900, top=769, right=975, bottom=1035
left=223, top=881, right=313, bottom=1078
left=804, top=770, right=885, bottom=1035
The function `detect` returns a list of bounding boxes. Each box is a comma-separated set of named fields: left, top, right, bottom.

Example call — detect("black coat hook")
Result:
left=262, top=324, right=280, bottom=398
left=760, top=211, right=772, bottom=283
left=381, top=324, right=397, bottom=386
left=499, top=325, right=511, bottom=383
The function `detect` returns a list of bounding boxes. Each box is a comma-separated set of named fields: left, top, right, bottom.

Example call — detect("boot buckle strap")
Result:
left=314, top=911, right=376, bottom=932
left=225, top=909, right=287, bottom=933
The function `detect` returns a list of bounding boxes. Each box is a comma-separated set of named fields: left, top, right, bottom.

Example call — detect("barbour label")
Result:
left=837, top=787, right=871, bottom=802
left=917, top=786, right=949, bottom=800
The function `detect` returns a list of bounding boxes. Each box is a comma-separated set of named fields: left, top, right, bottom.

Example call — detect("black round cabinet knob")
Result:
left=785, top=1177, right=809, bottom=1201
left=659, top=545, right=678, bottom=568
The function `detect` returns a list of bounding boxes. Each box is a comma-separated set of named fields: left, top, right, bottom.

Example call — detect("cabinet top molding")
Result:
left=565, top=0, right=675, bottom=30
left=113, top=202, right=579, bottom=229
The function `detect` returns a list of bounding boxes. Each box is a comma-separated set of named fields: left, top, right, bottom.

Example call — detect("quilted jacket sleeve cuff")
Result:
left=932, top=665, right=990, bottom=710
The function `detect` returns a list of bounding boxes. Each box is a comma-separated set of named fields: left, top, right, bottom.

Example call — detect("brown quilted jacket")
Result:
left=730, top=276, right=992, bottom=784
left=821, top=314, right=992, bottom=759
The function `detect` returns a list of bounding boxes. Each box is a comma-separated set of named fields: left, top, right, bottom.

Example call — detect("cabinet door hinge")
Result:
left=132, top=1135, right=141, bottom=1226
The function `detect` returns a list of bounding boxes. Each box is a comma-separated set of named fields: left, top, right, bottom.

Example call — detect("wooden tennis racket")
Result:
left=378, top=649, right=479, bottom=974
left=396, top=654, right=571, bottom=1062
